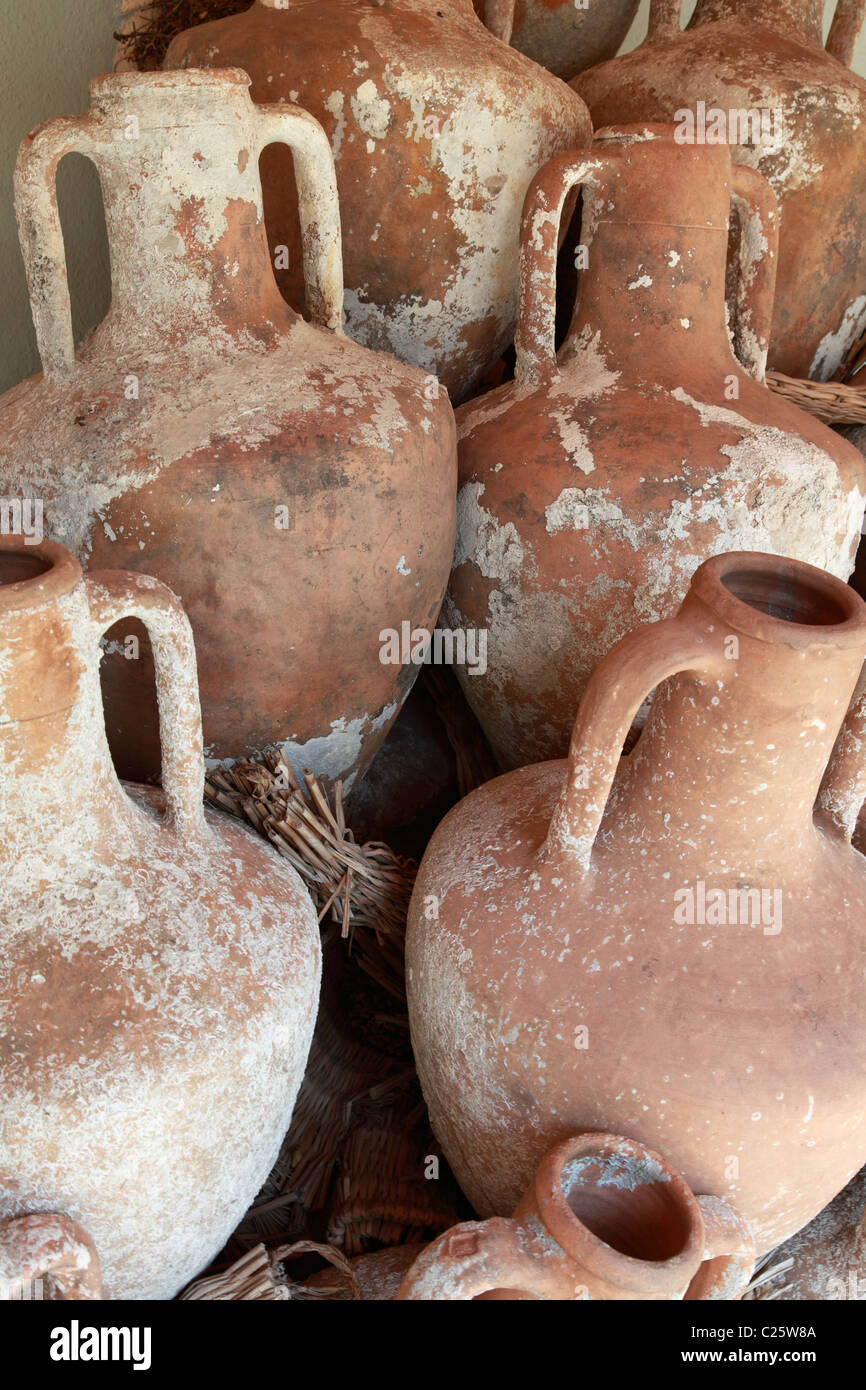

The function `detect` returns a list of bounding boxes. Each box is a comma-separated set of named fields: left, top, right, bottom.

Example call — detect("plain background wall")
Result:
left=0, top=0, right=117, bottom=393
left=0, top=0, right=864, bottom=393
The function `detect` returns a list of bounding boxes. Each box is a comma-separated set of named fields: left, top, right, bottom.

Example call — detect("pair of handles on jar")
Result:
left=646, top=0, right=866, bottom=65
left=10, top=95, right=345, bottom=841
left=13, top=93, right=345, bottom=382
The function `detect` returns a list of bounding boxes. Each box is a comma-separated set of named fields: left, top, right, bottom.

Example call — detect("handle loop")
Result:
left=0, top=1213, right=102, bottom=1301
left=816, top=662, right=866, bottom=841
left=514, top=154, right=608, bottom=388
left=685, top=1195, right=757, bottom=1300
left=86, top=571, right=207, bottom=840
left=541, top=614, right=725, bottom=868
left=397, top=1218, right=561, bottom=1300
left=647, top=0, right=683, bottom=40
left=481, top=0, right=516, bottom=44
left=14, top=116, right=98, bottom=381
left=729, top=165, right=779, bottom=383
left=826, top=0, right=866, bottom=65
left=255, top=105, right=345, bottom=334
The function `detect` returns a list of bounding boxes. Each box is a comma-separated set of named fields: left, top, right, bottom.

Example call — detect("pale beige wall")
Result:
left=0, top=0, right=864, bottom=394
left=0, top=0, right=118, bottom=393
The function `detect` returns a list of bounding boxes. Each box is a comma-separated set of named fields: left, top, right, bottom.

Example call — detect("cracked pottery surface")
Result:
left=163, top=0, right=591, bottom=402
left=0, top=68, right=456, bottom=789
left=0, top=539, right=322, bottom=1300
left=408, top=550, right=866, bottom=1254
left=447, top=126, right=866, bottom=771
left=573, top=0, right=866, bottom=379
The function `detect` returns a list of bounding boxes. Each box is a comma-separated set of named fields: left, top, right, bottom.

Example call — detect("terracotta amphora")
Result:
left=0, top=537, right=321, bottom=1300
left=472, top=0, right=641, bottom=80
left=0, top=1214, right=102, bottom=1300
left=0, top=69, right=456, bottom=788
left=163, top=0, right=591, bottom=402
left=573, top=0, right=866, bottom=379
left=397, top=1135, right=755, bottom=1299
left=408, top=550, right=866, bottom=1252
left=447, top=127, right=866, bottom=770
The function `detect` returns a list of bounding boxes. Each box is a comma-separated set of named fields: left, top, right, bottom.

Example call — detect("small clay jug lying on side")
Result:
left=0, top=1214, right=102, bottom=1300
left=300, top=1133, right=755, bottom=1299
left=397, top=1134, right=755, bottom=1300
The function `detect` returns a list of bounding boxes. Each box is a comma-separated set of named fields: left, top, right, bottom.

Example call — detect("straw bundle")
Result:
left=206, top=754, right=415, bottom=1003
left=115, top=1, right=251, bottom=70
left=180, top=1240, right=361, bottom=1301
left=764, top=326, right=866, bottom=425
left=421, top=666, right=499, bottom=798
left=766, top=371, right=866, bottom=425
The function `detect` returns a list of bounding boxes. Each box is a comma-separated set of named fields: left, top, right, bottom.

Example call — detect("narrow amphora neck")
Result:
left=691, top=0, right=824, bottom=44
left=614, top=558, right=866, bottom=850
left=87, top=72, right=291, bottom=352
left=563, top=134, right=737, bottom=372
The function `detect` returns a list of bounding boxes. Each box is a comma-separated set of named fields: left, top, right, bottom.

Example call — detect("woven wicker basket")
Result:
left=766, top=371, right=866, bottom=425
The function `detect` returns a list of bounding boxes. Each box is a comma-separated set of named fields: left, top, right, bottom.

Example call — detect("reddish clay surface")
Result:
left=164, top=0, right=591, bottom=401
left=447, top=127, right=866, bottom=770
left=0, top=70, right=456, bottom=788
left=409, top=551, right=866, bottom=1252
left=573, top=0, right=866, bottom=379
left=0, top=537, right=321, bottom=1298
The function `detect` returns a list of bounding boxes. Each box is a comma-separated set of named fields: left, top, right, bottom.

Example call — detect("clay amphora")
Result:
left=0, top=69, right=456, bottom=788
left=473, top=0, right=641, bottom=80
left=164, top=0, right=591, bottom=402
left=398, top=1135, right=755, bottom=1299
left=447, top=127, right=866, bottom=770
left=573, top=0, right=866, bottom=379
left=408, top=550, right=866, bottom=1252
left=0, top=537, right=321, bottom=1299
left=0, top=1214, right=102, bottom=1300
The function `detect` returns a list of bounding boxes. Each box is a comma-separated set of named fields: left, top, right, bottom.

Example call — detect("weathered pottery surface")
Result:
left=0, top=539, right=321, bottom=1300
left=753, top=1165, right=866, bottom=1299
left=408, top=551, right=866, bottom=1253
left=164, top=0, right=591, bottom=401
left=0, top=1212, right=102, bottom=1300
left=0, top=68, right=456, bottom=788
left=447, top=127, right=866, bottom=770
left=573, top=0, right=866, bottom=379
